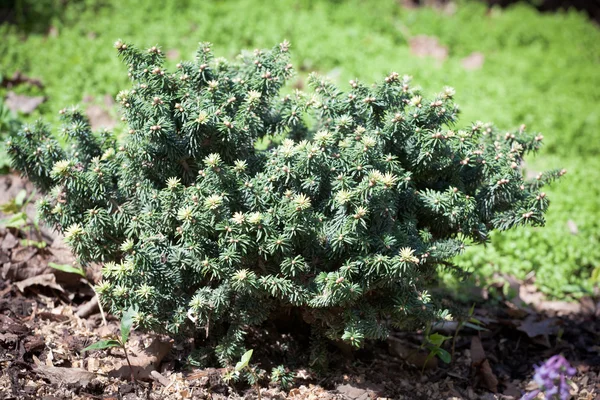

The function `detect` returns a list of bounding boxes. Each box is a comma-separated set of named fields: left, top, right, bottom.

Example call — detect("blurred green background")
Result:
left=1, top=0, right=598, bottom=299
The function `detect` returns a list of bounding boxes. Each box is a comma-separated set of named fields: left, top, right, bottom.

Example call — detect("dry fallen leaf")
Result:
left=185, top=367, right=226, bottom=381
left=461, top=52, right=485, bottom=70
left=0, top=175, right=31, bottom=206
left=517, top=316, right=560, bottom=338
left=470, top=336, right=498, bottom=393
left=0, top=315, right=29, bottom=336
left=479, top=359, right=498, bottom=393
left=1, top=232, right=19, bottom=251
left=409, top=35, right=448, bottom=62
left=470, top=336, right=486, bottom=365
left=86, top=104, right=117, bottom=130
left=150, top=370, right=171, bottom=387
left=34, top=364, right=96, bottom=388
left=167, top=49, right=180, bottom=60
left=75, top=297, right=100, bottom=318
left=108, top=336, right=173, bottom=380
left=387, top=335, right=438, bottom=370
left=336, top=383, right=369, bottom=400
left=5, top=91, right=46, bottom=114
left=47, top=26, right=59, bottom=37
left=9, top=247, right=38, bottom=265
left=536, top=300, right=582, bottom=315
left=15, top=273, right=65, bottom=293
left=567, top=219, right=579, bottom=235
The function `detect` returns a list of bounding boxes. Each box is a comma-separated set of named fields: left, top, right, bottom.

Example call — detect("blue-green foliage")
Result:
left=8, top=40, right=559, bottom=366
left=1, top=0, right=598, bottom=297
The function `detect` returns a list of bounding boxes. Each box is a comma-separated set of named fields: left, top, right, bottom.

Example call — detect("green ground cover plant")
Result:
left=1, top=0, right=598, bottom=298
left=0, top=100, right=23, bottom=172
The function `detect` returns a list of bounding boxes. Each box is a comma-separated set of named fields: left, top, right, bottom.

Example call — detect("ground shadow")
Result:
left=405, top=0, right=600, bottom=23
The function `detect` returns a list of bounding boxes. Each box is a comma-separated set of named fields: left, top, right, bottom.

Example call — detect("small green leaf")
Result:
left=2, top=212, right=27, bottom=228
left=14, top=190, right=27, bottom=207
left=120, top=306, right=136, bottom=344
left=24, top=190, right=36, bottom=206
left=81, top=339, right=121, bottom=352
left=435, top=348, right=452, bottom=364
left=48, top=262, right=86, bottom=277
left=428, top=333, right=451, bottom=346
left=468, top=303, right=476, bottom=316
left=21, top=239, right=47, bottom=249
left=0, top=201, right=18, bottom=214
left=234, top=349, right=253, bottom=372
left=464, top=322, right=488, bottom=331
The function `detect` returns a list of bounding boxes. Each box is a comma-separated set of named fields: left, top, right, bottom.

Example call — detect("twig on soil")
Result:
left=123, top=346, right=137, bottom=385
left=80, top=278, right=107, bottom=326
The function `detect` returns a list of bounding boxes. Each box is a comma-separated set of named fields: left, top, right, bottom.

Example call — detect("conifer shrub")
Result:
left=7, top=40, right=562, bottom=366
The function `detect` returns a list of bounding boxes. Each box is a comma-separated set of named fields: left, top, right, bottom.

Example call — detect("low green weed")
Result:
left=81, top=306, right=137, bottom=382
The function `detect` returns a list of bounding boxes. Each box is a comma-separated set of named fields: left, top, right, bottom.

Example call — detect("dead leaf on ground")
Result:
left=0, top=175, right=31, bottom=205
left=166, top=49, right=180, bottom=60
left=3, top=254, right=49, bottom=283
left=9, top=247, right=38, bottom=264
left=470, top=336, right=486, bottom=366
left=48, top=236, right=76, bottom=264
left=1, top=231, right=19, bottom=251
left=409, top=35, right=448, bottom=62
left=517, top=316, right=560, bottom=337
left=185, top=367, right=226, bottom=381
left=479, top=360, right=498, bottom=393
left=336, top=383, right=370, bottom=400
left=150, top=370, right=171, bottom=387
left=536, top=300, right=583, bottom=315
left=34, top=364, right=96, bottom=388
left=0, top=314, right=30, bottom=336
left=470, top=336, right=498, bottom=393
left=387, top=335, right=438, bottom=370
left=504, top=300, right=529, bottom=319
left=498, top=273, right=544, bottom=315
left=461, top=52, right=485, bottom=70
left=517, top=315, right=560, bottom=348
left=0, top=332, right=19, bottom=346
left=15, top=273, right=64, bottom=294
left=502, top=380, right=523, bottom=397
left=518, top=282, right=546, bottom=309
left=5, top=91, right=46, bottom=114
left=82, top=94, right=117, bottom=131
left=109, top=336, right=173, bottom=380
left=504, top=273, right=588, bottom=316
left=85, top=104, right=117, bottom=130
left=567, top=219, right=579, bottom=235
left=47, top=26, right=59, bottom=38
left=23, top=336, right=45, bottom=353
left=75, top=297, right=99, bottom=318
left=37, top=312, right=70, bottom=322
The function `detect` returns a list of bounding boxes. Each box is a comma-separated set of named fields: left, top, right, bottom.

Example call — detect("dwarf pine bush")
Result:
left=7, top=40, right=561, bottom=366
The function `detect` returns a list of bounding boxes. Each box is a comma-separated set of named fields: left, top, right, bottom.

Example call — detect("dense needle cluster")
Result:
left=7, top=40, right=561, bottom=366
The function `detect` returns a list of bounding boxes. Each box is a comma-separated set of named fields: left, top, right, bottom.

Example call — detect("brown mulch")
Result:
left=1, top=176, right=599, bottom=400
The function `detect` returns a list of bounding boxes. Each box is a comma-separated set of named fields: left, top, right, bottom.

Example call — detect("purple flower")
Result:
left=521, top=355, right=576, bottom=400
